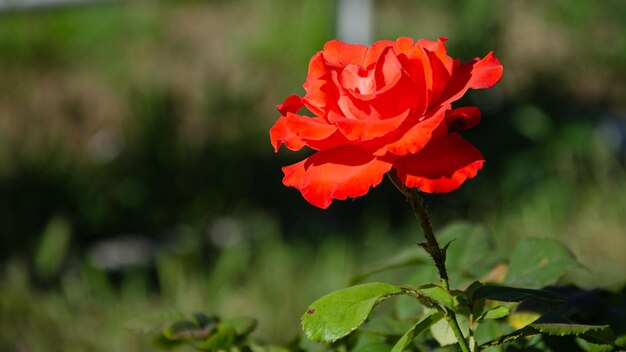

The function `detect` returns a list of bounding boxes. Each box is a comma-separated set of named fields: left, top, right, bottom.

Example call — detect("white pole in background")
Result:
left=336, top=0, right=373, bottom=45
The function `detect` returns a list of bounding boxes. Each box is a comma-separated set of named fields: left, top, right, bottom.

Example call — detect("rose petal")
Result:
left=277, top=95, right=304, bottom=115
left=425, top=49, right=452, bottom=109
left=270, top=116, right=306, bottom=152
left=335, top=89, right=381, bottom=121
left=337, top=45, right=401, bottom=100
left=445, top=106, right=481, bottom=132
left=302, top=130, right=351, bottom=151
left=323, top=40, right=368, bottom=67
left=285, top=112, right=337, bottom=141
left=417, top=37, right=447, bottom=51
left=282, top=146, right=394, bottom=208
left=374, top=47, right=403, bottom=95
left=306, top=52, right=328, bottom=81
left=394, top=133, right=484, bottom=193
left=271, top=113, right=345, bottom=152
left=340, top=64, right=376, bottom=99
left=393, top=38, right=449, bottom=114
left=418, top=37, right=453, bottom=74
left=439, top=51, right=503, bottom=105
left=330, top=69, right=382, bottom=121
left=369, top=106, right=448, bottom=156
left=375, top=71, right=422, bottom=117
left=303, top=54, right=339, bottom=117
left=334, top=107, right=411, bottom=141
left=363, top=39, right=395, bottom=67
left=392, top=37, right=414, bottom=55
left=393, top=38, right=429, bottom=115
left=303, top=77, right=334, bottom=117
left=466, top=51, right=503, bottom=89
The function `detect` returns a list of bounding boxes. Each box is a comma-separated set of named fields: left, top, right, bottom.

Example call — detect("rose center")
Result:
left=340, top=64, right=376, bottom=97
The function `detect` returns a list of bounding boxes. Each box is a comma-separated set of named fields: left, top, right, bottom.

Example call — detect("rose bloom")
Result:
left=270, top=37, right=503, bottom=209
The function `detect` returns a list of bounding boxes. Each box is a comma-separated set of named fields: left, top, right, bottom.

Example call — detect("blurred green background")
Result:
left=1, top=0, right=625, bottom=350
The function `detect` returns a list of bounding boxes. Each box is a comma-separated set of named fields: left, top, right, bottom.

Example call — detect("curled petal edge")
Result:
left=270, top=116, right=305, bottom=152
left=282, top=146, right=394, bottom=208
left=277, top=95, right=304, bottom=116
left=394, top=133, right=484, bottom=193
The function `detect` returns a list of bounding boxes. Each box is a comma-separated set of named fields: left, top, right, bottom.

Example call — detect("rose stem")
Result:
left=387, top=170, right=471, bottom=352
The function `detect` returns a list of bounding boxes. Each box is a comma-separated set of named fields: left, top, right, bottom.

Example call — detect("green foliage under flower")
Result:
left=148, top=232, right=626, bottom=351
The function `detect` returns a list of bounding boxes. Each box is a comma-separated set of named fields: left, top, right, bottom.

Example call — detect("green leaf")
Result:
left=296, top=332, right=329, bottom=352
left=390, top=311, right=444, bottom=352
left=476, top=305, right=510, bottom=322
left=576, top=337, right=615, bottom=352
left=196, top=323, right=236, bottom=351
left=415, top=284, right=456, bottom=310
left=471, top=284, right=566, bottom=303
left=430, top=314, right=469, bottom=347
left=153, top=333, right=186, bottom=349
left=249, top=343, right=291, bottom=352
left=192, top=313, right=218, bottom=328
left=353, top=342, right=393, bottom=352
left=505, top=237, right=582, bottom=288
left=301, top=282, right=403, bottom=343
left=223, top=316, right=257, bottom=336
left=394, top=295, right=425, bottom=321
left=530, top=323, right=609, bottom=336
left=616, top=334, right=626, bottom=347
left=360, top=317, right=415, bottom=336
left=395, top=267, right=438, bottom=319
left=436, top=222, right=497, bottom=278
left=352, top=331, right=387, bottom=351
left=34, top=216, right=72, bottom=280
left=473, top=319, right=516, bottom=347
left=480, top=312, right=612, bottom=348
left=126, top=310, right=186, bottom=335
left=162, top=320, right=202, bottom=341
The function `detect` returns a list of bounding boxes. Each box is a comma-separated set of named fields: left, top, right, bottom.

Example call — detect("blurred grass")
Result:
left=0, top=210, right=418, bottom=350
left=0, top=0, right=625, bottom=350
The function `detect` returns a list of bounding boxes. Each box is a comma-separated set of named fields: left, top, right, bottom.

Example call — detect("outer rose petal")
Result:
left=440, top=52, right=503, bottom=105
left=271, top=113, right=343, bottom=152
left=303, top=77, right=335, bottom=117
left=300, top=130, right=351, bottom=151
left=323, top=40, right=368, bottom=67
left=282, top=146, right=394, bottom=208
left=277, top=95, right=303, bottom=115
left=394, top=133, right=484, bottom=193
left=284, top=113, right=337, bottom=141
left=445, top=106, right=481, bottom=132
left=306, top=52, right=327, bottom=81
left=270, top=116, right=305, bottom=152
left=466, top=51, right=503, bottom=89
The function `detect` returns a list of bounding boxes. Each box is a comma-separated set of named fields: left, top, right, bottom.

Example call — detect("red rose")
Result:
left=270, top=37, right=503, bottom=209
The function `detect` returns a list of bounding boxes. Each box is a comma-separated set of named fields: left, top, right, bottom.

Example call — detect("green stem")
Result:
left=387, top=171, right=448, bottom=285
left=446, top=312, right=471, bottom=352
left=387, top=170, right=471, bottom=352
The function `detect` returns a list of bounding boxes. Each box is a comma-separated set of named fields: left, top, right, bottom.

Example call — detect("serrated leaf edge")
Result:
left=301, top=283, right=403, bottom=343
